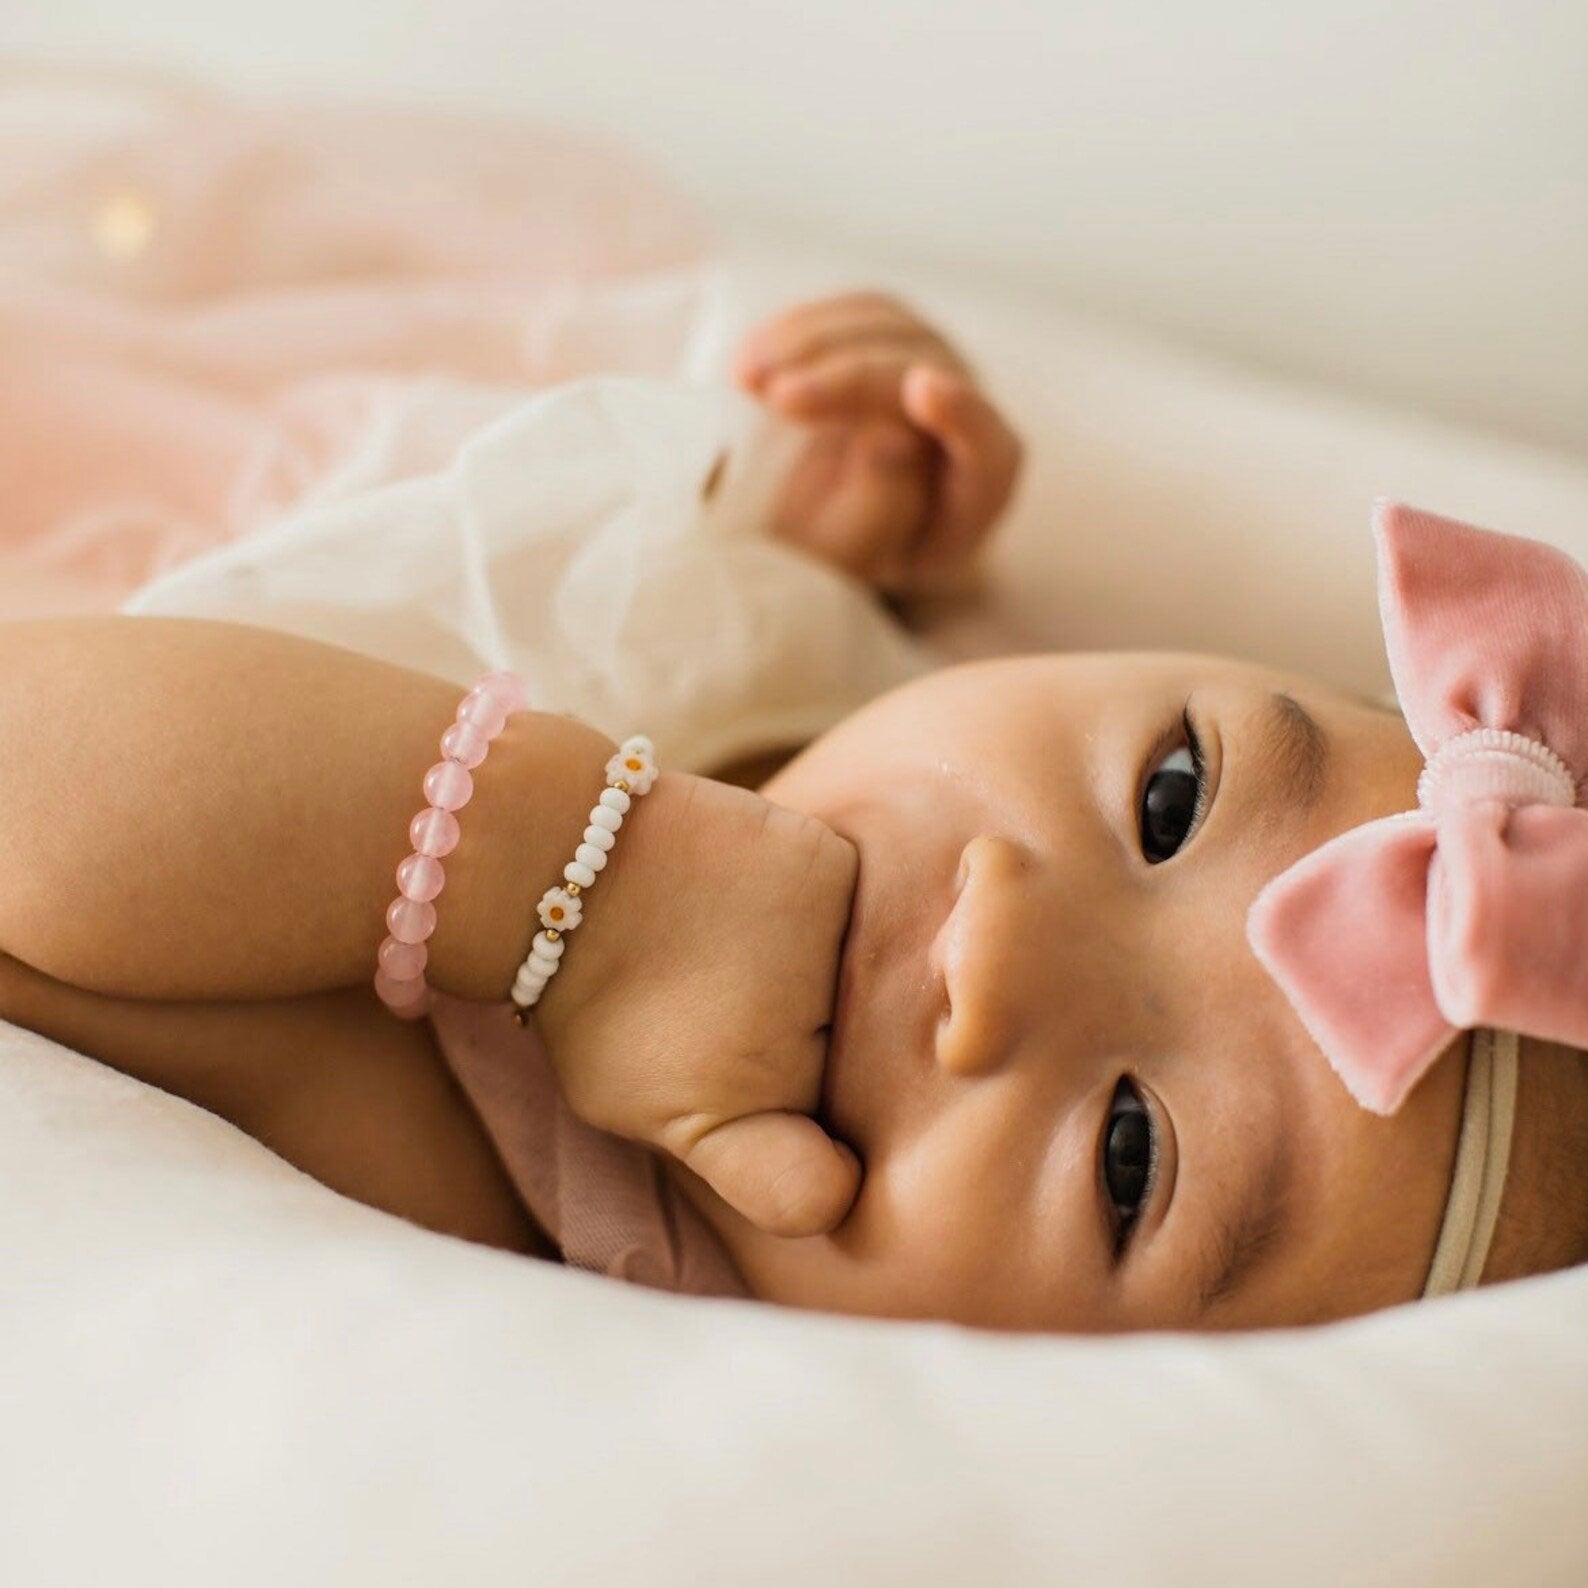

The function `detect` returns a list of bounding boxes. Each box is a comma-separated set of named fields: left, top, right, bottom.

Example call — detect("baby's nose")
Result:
left=932, top=834, right=1031, bottom=1077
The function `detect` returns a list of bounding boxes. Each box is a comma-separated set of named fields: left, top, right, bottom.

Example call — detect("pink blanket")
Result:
left=0, top=62, right=706, bottom=618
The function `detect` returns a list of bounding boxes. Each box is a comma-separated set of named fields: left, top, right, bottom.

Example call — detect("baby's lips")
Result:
left=816, top=826, right=866, bottom=1142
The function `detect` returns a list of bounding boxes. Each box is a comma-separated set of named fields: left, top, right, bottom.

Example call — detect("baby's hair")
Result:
left=1484, top=1038, right=1588, bottom=1285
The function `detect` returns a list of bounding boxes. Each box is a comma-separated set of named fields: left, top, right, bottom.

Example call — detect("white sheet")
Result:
left=3, top=1025, right=1585, bottom=1587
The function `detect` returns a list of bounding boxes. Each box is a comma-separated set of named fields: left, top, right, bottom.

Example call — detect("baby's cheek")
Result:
left=880, top=1119, right=1057, bottom=1297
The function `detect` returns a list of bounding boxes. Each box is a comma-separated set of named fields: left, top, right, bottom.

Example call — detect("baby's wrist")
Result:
left=528, top=766, right=690, bottom=1041
left=422, top=710, right=622, bottom=1003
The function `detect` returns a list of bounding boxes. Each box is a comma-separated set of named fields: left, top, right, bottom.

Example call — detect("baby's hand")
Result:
left=734, top=291, right=1023, bottom=598
left=531, top=771, right=860, bottom=1238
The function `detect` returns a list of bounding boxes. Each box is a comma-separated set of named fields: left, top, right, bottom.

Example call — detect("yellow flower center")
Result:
left=549, top=907, right=564, bottom=921
left=625, top=757, right=643, bottom=771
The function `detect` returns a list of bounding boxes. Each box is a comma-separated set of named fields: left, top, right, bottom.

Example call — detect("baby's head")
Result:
left=667, top=509, right=1588, bottom=1329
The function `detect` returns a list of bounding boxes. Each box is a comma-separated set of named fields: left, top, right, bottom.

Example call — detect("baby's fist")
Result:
left=735, top=291, right=1023, bottom=599
left=531, top=770, right=861, bottom=1238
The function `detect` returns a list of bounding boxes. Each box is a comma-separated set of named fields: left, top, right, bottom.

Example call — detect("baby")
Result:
left=2, top=285, right=1586, bottom=1335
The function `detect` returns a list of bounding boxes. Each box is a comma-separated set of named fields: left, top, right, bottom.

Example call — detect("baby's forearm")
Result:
left=0, top=617, right=618, bottom=1003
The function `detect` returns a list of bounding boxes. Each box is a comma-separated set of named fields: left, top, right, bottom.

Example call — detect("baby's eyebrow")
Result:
left=1262, top=691, right=1330, bottom=810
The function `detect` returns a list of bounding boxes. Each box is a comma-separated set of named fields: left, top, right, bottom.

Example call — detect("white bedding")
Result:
left=6, top=241, right=1588, bottom=1585
left=4, top=1028, right=1586, bottom=1587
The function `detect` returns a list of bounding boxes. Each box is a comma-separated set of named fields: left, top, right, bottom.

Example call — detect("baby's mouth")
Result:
left=817, top=840, right=864, bottom=1145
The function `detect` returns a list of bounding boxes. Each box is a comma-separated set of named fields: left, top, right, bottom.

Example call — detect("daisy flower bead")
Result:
left=510, top=733, right=657, bottom=1024
left=605, top=735, right=658, bottom=796
left=537, top=886, right=583, bottom=932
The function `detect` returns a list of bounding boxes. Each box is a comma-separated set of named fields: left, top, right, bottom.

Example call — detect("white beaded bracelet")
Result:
left=510, top=734, right=659, bottom=1023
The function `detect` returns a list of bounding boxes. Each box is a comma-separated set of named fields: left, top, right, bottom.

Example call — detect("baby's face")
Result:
left=669, top=651, right=1468, bottom=1330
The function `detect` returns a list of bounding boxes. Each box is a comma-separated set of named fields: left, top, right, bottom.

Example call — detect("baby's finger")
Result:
left=735, top=293, right=956, bottom=389
left=744, top=328, right=949, bottom=398
left=680, top=1111, right=861, bottom=1237
left=901, top=365, right=1023, bottom=561
left=763, top=350, right=921, bottom=423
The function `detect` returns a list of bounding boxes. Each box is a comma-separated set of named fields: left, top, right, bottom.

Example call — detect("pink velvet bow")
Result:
left=1246, top=501, right=1588, bottom=1115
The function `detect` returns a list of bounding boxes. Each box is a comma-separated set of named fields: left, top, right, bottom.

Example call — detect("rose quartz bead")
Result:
left=397, top=852, right=445, bottom=904
left=441, top=720, right=482, bottom=768
left=423, top=760, right=474, bottom=811
left=409, top=806, right=461, bottom=858
left=386, top=896, right=438, bottom=944
left=378, top=935, right=429, bottom=979
left=456, top=688, right=508, bottom=738
left=375, top=970, right=430, bottom=1017
left=479, top=670, right=528, bottom=713
left=440, top=721, right=488, bottom=770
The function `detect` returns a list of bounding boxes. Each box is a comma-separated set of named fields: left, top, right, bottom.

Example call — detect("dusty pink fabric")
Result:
left=0, top=63, right=706, bottom=619
left=1247, top=501, right=1588, bottom=1114
left=427, top=993, right=749, bottom=1297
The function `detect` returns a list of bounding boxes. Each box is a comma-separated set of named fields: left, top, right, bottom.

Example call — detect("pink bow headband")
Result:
left=1246, top=501, right=1588, bottom=1117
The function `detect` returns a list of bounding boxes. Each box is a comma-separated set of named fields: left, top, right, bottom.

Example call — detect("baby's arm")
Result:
left=0, top=616, right=617, bottom=1004
left=0, top=616, right=861, bottom=1236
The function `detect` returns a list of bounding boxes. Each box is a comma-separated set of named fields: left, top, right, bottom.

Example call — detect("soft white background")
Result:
left=3, top=0, right=1585, bottom=458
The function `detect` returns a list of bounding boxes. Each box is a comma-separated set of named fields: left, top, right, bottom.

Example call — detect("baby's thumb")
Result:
left=681, top=1112, right=861, bottom=1237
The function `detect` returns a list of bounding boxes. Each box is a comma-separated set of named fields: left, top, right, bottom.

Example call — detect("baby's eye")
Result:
left=1139, top=712, right=1207, bottom=862
left=1103, top=1077, right=1157, bottom=1243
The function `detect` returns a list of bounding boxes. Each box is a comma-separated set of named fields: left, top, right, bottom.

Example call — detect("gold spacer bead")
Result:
left=612, top=779, right=631, bottom=795
left=565, top=882, right=582, bottom=896
left=544, top=928, right=561, bottom=942
left=512, top=1004, right=532, bottom=1027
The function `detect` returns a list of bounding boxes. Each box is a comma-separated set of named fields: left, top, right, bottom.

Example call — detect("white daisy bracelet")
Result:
left=510, top=734, right=659, bottom=1022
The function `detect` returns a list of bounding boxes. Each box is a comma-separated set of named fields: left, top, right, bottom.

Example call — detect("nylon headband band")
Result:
left=1422, top=1026, right=1520, bottom=1298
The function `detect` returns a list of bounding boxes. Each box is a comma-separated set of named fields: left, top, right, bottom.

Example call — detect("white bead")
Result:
left=575, top=843, right=607, bottom=871
left=582, top=824, right=616, bottom=851
left=532, top=931, right=565, bottom=959
left=564, top=860, right=597, bottom=888
left=599, top=787, right=631, bottom=814
left=515, top=986, right=543, bottom=1009
left=514, top=974, right=546, bottom=1002
left=589, top=805, right=623, bottom=832
left=527, top=952, right=559, bottom=977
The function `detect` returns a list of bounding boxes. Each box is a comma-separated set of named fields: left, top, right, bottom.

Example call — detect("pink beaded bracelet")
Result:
left=373, top=670, right=529, bottom=1020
